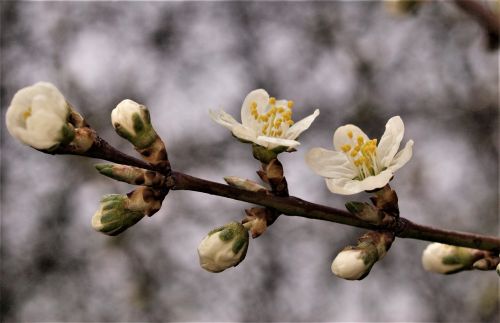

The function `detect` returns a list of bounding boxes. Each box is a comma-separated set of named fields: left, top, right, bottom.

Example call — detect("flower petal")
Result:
left=333, top=124, right=369, bottom=151
left=326, top=169, right=394, bottom=195
left=24, top=110, right=65, bottom=149
left=209, top=109, right=239, bottom=131
left=387, top=140, right=413, bottom=173
left=231, top=124, right=257, bottom=143
left=325, top=178, right=363, bottom=195
left=241, top=89, right=269, bottom=130
left=377, top=116, right=405, bottom=168
left=285, top=109, right=320, bottom=140
left=255, top=135, right=300, bottom=150
left=305, top=147, right=357, bottom=178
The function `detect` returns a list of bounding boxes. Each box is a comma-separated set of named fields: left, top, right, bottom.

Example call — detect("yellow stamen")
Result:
left=287, top=100, right=294, bottom=108
left=357, top=136, right=364, bottom=145
left=347, top=130, right=353, bottom=139
left=341, top=144, right=351, bottom=153
left=269, top=97, right=276, bottom=105
left=23, top=107, right=32, bottom=120
left=287, top=120, right=294, bottom=126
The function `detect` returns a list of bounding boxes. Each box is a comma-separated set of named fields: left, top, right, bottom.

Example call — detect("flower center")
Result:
left=250, top=97, right=295, bottom=137
left=23, top=107, right=32, bottom=121
left=340, top=130, right=380, bottom=180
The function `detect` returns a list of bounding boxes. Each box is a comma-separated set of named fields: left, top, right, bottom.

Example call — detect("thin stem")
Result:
left=57, top=137, right=499, bottom=252
left=454, top=0, right=500, bottom=49
left=167, top=171, right=500, bottom=252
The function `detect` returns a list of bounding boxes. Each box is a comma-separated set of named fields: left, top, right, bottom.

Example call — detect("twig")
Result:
left=49, top=137, right=500, bottom=252
left=167, top=171, right=500, bottom=252
left=454, top=0, right=500, bottom=49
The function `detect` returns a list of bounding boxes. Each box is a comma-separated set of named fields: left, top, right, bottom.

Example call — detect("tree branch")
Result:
left=51, top=136, right=500, bottom=252
left=167, top=171, right=500, bottom=252
left=454, top=0, right=500, bottom=49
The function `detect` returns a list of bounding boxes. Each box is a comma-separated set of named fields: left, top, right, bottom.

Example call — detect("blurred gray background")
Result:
left=1, top=1, right=498, bottom=322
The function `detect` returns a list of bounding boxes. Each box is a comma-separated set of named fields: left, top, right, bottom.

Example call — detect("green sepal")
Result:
left=252, top=144, right=277, bottom=164
left=60, top=123, right=75, bottom=145
left=95, top=163, right=114, bottom=177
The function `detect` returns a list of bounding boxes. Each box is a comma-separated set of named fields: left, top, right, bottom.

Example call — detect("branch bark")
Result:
left=51, top=137, right=500, bottom=253
left=167, top=171, right=500, bottom=252
left=454, top=0, right=500, bottom=49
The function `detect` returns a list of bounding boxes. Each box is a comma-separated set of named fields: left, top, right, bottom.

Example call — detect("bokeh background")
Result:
left=1, top=1, right=498, bottom=322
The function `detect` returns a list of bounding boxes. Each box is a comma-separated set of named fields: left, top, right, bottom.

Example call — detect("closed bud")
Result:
left=421, top=243, right=482, bottom=274
left=224, top=176, right=267, bottom=192
left=331, top=231, right=394, bottom=280
left=496, top=262, right=500, bottom=276
left=197, top=221, right=249, bottom=273
left=92, top=187, right=164, bottom=236
left=111, top=99, right=168, bottom=168
left=345, top=201, right=389, bottom=225
left=96, top=163, right=166, bottom=187
left=91, top=194, right=145, bottom=236
left=111, top=99, right=157, bottom=149
left=331, top=249, right=373, bottom=280
left=6, top=82, right=74, bottom=150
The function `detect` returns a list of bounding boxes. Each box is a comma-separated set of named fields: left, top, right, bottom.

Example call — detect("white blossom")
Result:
left=210, top=89, right=319, bottom=150
left=306, top=116, right=413, bottom=195
left=6, top=82, right=70, bottom=149
left=197, top=222, right=249, bottom=273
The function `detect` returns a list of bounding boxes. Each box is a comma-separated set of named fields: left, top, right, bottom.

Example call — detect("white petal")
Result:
left=333, top=124, right=369, bottom=151
left=387, top=140, right=413, bottom=173
left=325, top=178, right=363, bottom=195
left=377, top=116, right=405, bottom=168
left=231, top=124, right=258, bottom=143
left=241, top=89, right=269, bottom=130
left=255, top=135, right=300, bottom=149
left=25, top=110, right=65, bottom=149
left=305, top=147, right=356, bottom=178
left=325, top=170, right=394, bottom=195
left=285, top=109, right=320, bottom=140
left=209, top=109, right=240, bottom=131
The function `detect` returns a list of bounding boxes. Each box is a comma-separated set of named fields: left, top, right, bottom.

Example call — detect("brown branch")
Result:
left=51, top=136, right=499, bottom=252
left=167, top=171, right=500, bottom=252
left=454, top=0, right=500, bottom=49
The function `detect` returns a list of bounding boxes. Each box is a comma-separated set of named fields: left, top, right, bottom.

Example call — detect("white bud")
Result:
left=92, top=194, right=145, bottom=236
left=224, top=176, right=267, bottom=192
left=331, top=249, right=371, bottom=280
left=111, top=99, right=156, bottom=148
left=421, top=243, right=475, bottom=274
left=6, top=82, right=72, bottom=149
left=496, top=262, right=500, bottom=277
left=197, top=221, right=249, bottom=273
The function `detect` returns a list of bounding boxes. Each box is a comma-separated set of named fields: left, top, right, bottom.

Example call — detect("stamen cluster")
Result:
left=249, top=97, right=294, bottom=138
left=341, top=130, right=380, bottom=180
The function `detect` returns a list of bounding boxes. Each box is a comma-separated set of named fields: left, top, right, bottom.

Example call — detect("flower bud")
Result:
left=421, top=243, right=480, bottom=274
left=345, top=201, right=389, bottom=225
left=197, top=221, right=249, bottom=273
left=496, top=262, right=500, bottom=277
left=96, top=163, right=166, bottom=187
left=331, top=231, right=394, bottom=280
left=111, top=99, right=158, bottom=149
left=92, top=194, right=145, bottom=236
left=92, top=187, right=165, bottom=236
left=111, top=99, right=168, bottom=168
left=331, top=249, right=371, bottom=280
left=6, top=82, right=74, bottom=150
left=224, top=176, right=267, bottom=192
